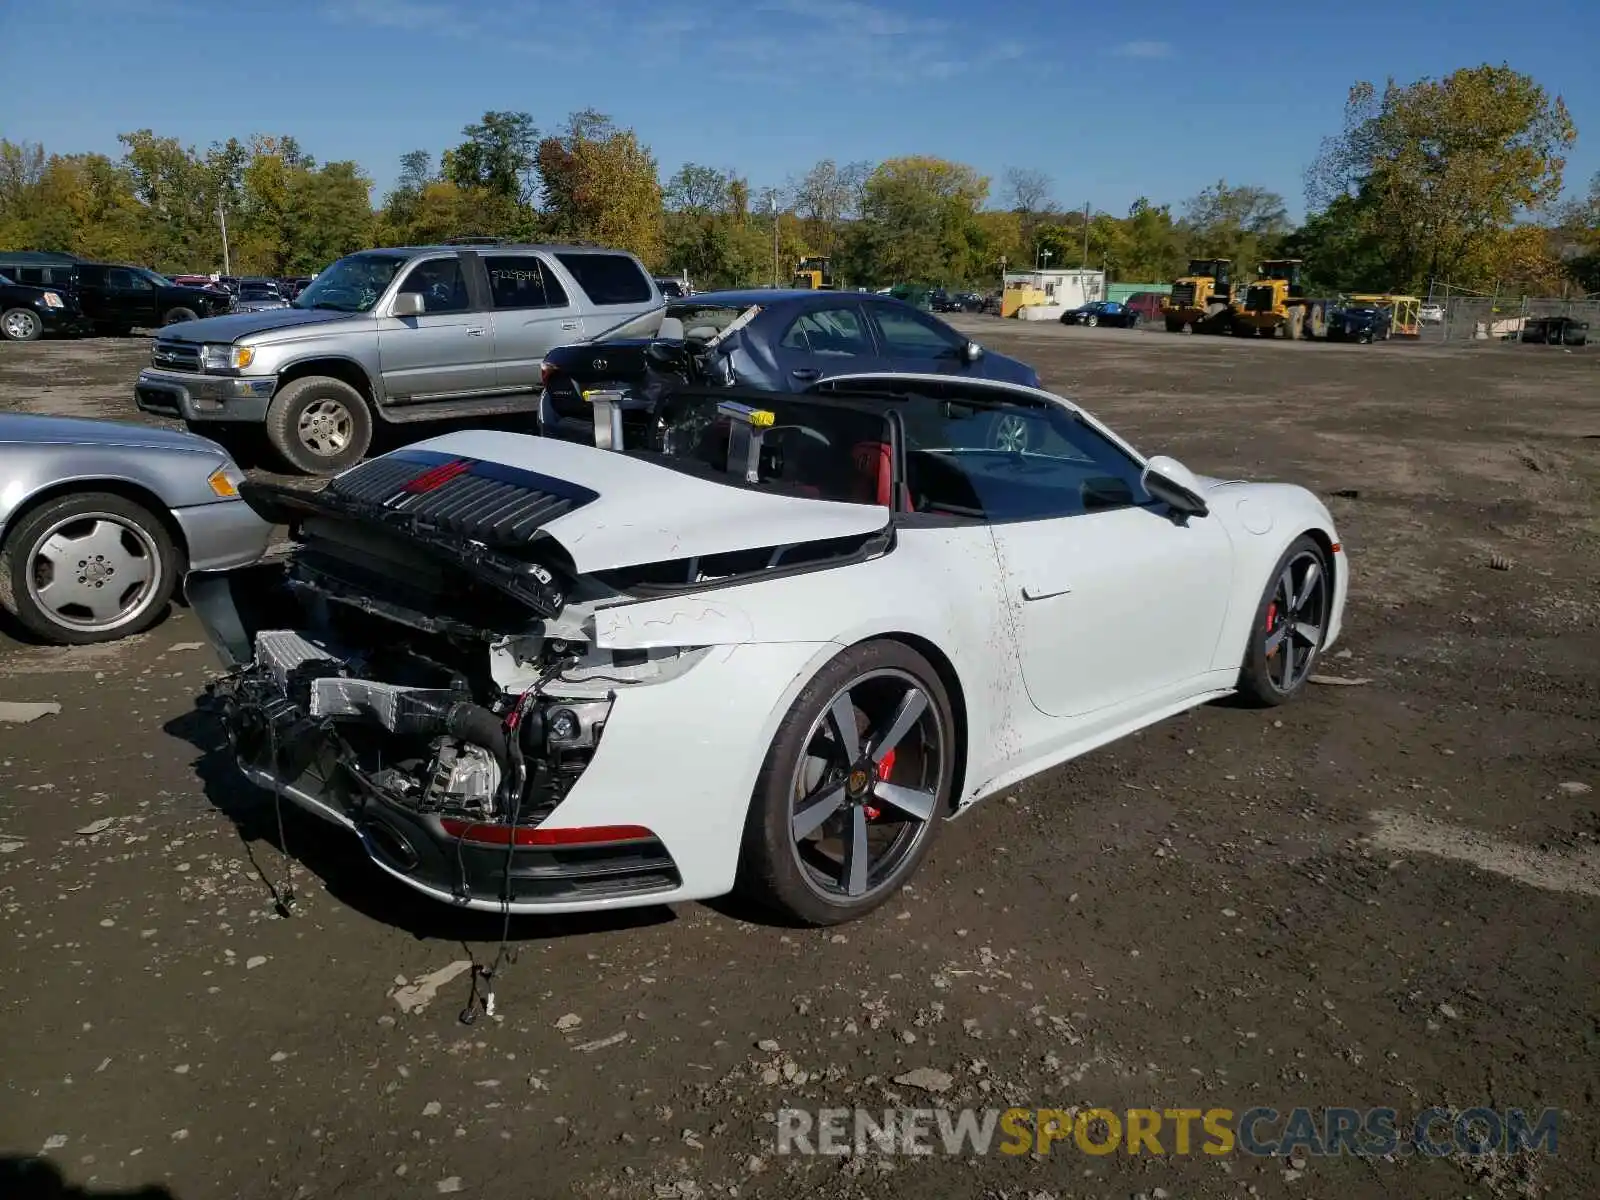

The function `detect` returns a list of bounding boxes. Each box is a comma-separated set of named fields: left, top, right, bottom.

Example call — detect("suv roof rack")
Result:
left=443, top=236, right=511, bottom=246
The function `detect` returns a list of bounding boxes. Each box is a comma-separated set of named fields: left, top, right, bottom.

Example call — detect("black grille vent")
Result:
left=329, top=451, right=599, bottom=546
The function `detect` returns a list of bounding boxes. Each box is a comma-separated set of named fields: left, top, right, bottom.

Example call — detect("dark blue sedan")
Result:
left=538, top=289, right=1040, bottom=442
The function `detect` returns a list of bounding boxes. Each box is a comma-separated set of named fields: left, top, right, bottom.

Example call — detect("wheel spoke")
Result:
left=827, top=693, right=861, bottom=761
left=792, top=784, right=846, bottom=840
left=1277, top=565, right=1295, bottom=610
left=81, top=585, right=129, bottom=621
left=1293, top=561, right=1321, bottom=611
left=1278, top=638, right=1297, bottom=689
left=35, top=577, right=95, bottom=613
left=1265, top=623, right=1289, bottom=654
left=872, top=782, right=937, bottom=823
left=37, top=531, right=82, bottom=569
left=1292, top=621, right=1322, bottom=647
left=842, top=807, right=869, bottom=897
left=869, top=688, right=928, bottom=763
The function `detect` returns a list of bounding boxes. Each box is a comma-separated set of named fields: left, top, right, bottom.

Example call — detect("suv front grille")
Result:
left=152, top=340, right=202, bottom=373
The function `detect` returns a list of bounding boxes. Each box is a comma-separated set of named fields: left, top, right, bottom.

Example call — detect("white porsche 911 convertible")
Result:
left=189, top=373, right=1346, bottom=926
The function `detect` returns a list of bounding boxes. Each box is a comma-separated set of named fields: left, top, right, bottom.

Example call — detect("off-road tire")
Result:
left=161, top=307, right=199, bottom=326
left=263, top=376, right=373, bottom=475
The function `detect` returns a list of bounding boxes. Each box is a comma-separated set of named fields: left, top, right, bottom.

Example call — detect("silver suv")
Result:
left=134, top=244, right=662, bottom=474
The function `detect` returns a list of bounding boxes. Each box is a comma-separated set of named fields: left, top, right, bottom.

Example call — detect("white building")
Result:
left=1004, top=268, right=1106, bottom=319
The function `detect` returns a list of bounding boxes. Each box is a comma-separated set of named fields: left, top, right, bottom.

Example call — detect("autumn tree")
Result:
left=1180, top=180, right=1290, bottom=271
left=442, top=111, right=540, bottom=207
left=1308, top=64, right=1576, bottom=290
left=536, top=110, right=664, bottom=266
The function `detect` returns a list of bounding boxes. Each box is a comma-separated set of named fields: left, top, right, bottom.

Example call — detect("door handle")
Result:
left=791, top=367, right=821, bottom=380
left=1021, top=584, right=1071, bottom=601
left=466, top=327, right=486, bottom=336
left=560, top=321, right=580, bottom=330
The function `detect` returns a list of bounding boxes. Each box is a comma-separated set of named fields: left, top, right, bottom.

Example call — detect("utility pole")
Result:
left=218, top=200, right=231, bottom=276
left=1082, top=201, right=1090, bottom=268
left=769, top=190, right=779, bottom=288
left=1038, top=248, right=1053, bottom=271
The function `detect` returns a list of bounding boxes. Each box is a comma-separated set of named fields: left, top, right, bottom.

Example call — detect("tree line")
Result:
left=1, top=65, right=1595, bottom=297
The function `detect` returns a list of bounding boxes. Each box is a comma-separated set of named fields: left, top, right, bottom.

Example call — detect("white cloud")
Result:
left=1114, top=39, right=1173, bottom=59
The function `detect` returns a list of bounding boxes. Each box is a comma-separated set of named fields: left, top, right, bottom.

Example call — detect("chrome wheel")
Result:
left=24, top=512, right=163, bottom=633
left=787, top=669, right=945, bottom=903
left=298, top=397, right=354, bottom=457
left=3, top=309, right=41, bottom=340
left=991, top=413, right=1031, bottom=453
left=1262, top=549, right=1328, bottom=693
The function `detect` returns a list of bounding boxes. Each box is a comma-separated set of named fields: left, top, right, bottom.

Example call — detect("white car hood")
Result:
left=408, top=429, right=890, bottom=574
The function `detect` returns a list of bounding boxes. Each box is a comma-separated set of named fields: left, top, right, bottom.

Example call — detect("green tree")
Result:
left=855, top=156, right=989, bottom=285
left=442, top=111, right=540, bottom=207
left=1308, top=64, right=1576, bottom=290
left=791, top=159, right=871, bottom=260
left=1180, top=180, right=1289, bottom=273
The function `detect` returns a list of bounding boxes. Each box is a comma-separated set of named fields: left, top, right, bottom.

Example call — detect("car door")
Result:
left=909, top=400, right=1235, bottom=717
left=773, top=301, right=885, bottom=388
left=481, top=253, right=585, bottom=394
left=103, top=267, right=160, bottom=325
left=863, top=300, right=974, bottom=377
left=376, top=253, right=496, bottom=403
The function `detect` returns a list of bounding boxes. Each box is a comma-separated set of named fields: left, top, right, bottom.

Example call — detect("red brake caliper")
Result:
left=864, top=749, right=895, bottom=820
left=1264, top=601, right=1279, bottom=653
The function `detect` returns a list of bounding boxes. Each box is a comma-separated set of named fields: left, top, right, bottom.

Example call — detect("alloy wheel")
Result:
left=1262, top=550, right=1328, bottom=693
left=25, top=513, right=163, bottom=633
left=298, top=397, right=354, bottom=456
left=787, top=668, right=946, bottom=903
left=3, top=310, right=40, bottom=340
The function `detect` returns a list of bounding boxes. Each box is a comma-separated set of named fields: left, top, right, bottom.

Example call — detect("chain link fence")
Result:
left=1419, top=283, right=1599, bottom=344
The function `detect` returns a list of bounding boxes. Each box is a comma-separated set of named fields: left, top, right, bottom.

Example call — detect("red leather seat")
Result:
left=851, top=441, right=909, bottom=510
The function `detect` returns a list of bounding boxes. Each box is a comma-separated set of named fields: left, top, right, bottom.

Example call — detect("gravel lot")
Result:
left=1, top=323, right=1596, bottom=1200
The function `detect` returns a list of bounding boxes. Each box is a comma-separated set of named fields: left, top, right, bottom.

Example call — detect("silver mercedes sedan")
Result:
left=0, top=415, right=273, bottom=643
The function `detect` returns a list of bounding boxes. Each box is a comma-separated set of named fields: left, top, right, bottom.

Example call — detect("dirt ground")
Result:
left=1, top=323, right=1596, bottom=1200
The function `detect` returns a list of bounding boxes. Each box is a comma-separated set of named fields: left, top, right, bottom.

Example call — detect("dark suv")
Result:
left=0, top=272, right=91, bottom=341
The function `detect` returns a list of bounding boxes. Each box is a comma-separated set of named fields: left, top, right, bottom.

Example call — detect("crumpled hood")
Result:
left=0, top=413, right=224, bottom=455
left=401, top=429, right=890, bottom=574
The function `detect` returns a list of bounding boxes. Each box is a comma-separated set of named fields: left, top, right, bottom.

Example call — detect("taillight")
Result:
left=540, top=362, right=554, bottom=387
left=439, top=819, right=654, bottom=847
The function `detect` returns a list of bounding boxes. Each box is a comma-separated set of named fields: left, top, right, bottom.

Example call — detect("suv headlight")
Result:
left=201, top=344, right=256, bottom=371
left=41, top=291, right=65, bottom=308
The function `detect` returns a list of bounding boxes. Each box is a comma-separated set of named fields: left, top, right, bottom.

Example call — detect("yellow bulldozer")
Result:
left=793, top=256, right=837, bottom=289
left=1162, top=259, right=1235, bottom=332
left=1231, top=259, right=1337, bottom=339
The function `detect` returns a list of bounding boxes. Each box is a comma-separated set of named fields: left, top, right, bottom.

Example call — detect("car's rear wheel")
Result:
left=2, top=308, right=43, bottom=341
left=0, top=492, right=180, bottom=644
left=264, top=376, right=373, bottom=474
left=738, top=640, right=955, bottom=925
left=162, top=307, right=199, bottom=326
left=1237, top=535, right=1330, bottom=706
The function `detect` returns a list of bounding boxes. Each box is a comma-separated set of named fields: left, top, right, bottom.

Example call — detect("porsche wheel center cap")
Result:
left=846, top=768, right=871, bottom=797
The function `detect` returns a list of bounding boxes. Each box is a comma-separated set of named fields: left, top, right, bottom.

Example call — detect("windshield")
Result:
left=592, top=302, right=752, bottom=343
left=292, top=253, right=407, bottom=313
left=0, top=272, right=12, bottom=286
left=139, top=267, right=175, bottom=286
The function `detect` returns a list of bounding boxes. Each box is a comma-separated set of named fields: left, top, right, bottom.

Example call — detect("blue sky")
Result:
left=4, top=0, right=1597, bottom=219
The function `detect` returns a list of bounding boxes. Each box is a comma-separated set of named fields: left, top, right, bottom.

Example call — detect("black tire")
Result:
left=0, top=491, right=181, bottom=644
left=1127, top=314, right=1140, bottom=328
left=263, top=376, right=373, bottom=475
left=737, top=640, right=956, bottom=925
left=161, top=307, right=199, bottom=326
left=2, top=307, right=44, bottom=341
left=1236, top=535, right=1331, bottom=707
left=1164, top=316, right=1182, bottom=333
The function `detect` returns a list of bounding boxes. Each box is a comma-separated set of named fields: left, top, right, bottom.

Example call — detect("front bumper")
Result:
left=170, top=499, right=274, bottom=572
left=135, top=368, right=277, bottom=423
left=38, top=307, right=93, bottom=336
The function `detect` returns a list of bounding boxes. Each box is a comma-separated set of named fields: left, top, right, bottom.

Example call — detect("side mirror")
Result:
left=961, top=340, right=983, bottom=364
left=1142, top=454, right=1209, bottom=518
left=390, top=292, right=424, bottom=318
